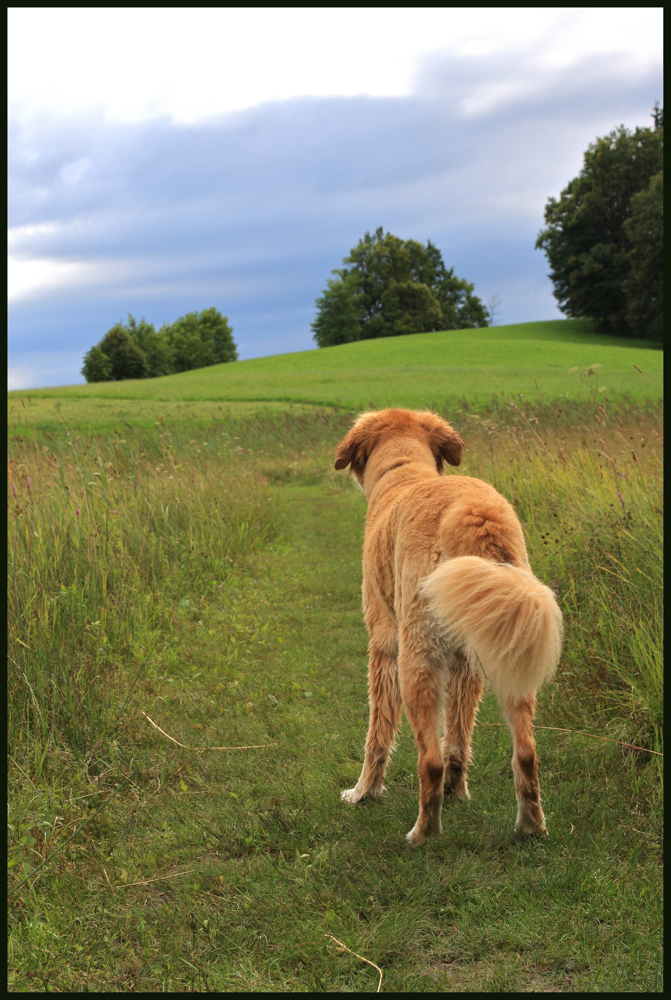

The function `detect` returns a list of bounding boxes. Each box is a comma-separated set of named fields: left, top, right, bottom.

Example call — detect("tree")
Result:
left=312, top=228, right=488, bottom=346
left=194, top=307, right=238, bottom=363
left=162, top=308, right=237, bottom=372
left=81, top=344, right=113, bottom=382
left=163, top=314, right=216, bottom=373
left=311, top=272, right=364, bottom=347
left=622, top=170, right=663, bottom=341
left=81, top=308, right=237, bottom=383
left=536, top=118, right=663, bottom=337
left=97, top=324, right=149, bottom=381
left=380, top=280, right=442, bottom=336
left=126, top=314, right=174, bottom=377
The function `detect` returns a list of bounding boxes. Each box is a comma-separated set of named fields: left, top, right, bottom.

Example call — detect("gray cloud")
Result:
left=8, top=49, right=662, bottom=388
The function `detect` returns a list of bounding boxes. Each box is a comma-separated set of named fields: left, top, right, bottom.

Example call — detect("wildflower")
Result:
left=75, top=509, right=80, bottom=516
left=11, top=483, right=16, bottom=496
left=192, top=477, right=195, bottom=483
left=616, top=492, right=625, bottom=512
left=26, top=477, right=30, bottom=488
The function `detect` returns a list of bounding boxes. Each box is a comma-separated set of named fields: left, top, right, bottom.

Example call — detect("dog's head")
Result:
left=334, top=408, right=464, bottom=483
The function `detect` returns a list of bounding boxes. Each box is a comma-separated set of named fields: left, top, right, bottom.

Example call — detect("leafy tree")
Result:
left=163, top=314, right=216, bottom=373
left=380, top=280, right=442, bottom=336
left=97, top=324, right=149, bottom=381
left=536, top=119, right=663, bottom=337
left=82, top=308, right=237, bottom=382
left=312, top=228, right=488, bottom=346
left=195, top=307, right=238, bottom=363
left=126, top=314, right=174, bottom=377
left=311, top=272, right=364, bottom=347
left=81, top=345, right=113, bottom=383
left=162, top=308, right=237, bottom=373
left=622, top=170, right=663, bottom=341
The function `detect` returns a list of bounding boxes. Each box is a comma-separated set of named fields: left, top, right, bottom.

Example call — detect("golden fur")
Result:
left=334, top=408, right=563, bottom=842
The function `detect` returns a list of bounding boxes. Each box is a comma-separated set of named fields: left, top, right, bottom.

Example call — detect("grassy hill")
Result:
left=8, top=320, right=662, bottom=436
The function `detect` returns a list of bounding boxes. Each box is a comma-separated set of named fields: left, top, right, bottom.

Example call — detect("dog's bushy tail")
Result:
left=421, top=556, right=563, bottom=700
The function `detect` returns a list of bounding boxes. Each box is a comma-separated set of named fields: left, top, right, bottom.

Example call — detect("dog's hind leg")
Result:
left=442, top=659, right=483, bottom=802
left=500, top=694, right=548, bottom=836
left=398, top=640, right=445, bottom=845
left=341, top=625, right=401, bottom=804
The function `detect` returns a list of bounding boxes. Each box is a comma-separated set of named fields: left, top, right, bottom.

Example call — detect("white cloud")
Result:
left=7, top=252, right=120, bottom=302
left=9, top=8, right=662, bottom=126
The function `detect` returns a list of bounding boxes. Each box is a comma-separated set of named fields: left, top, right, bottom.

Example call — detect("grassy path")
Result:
left=10, top=466, right=662, bottom=991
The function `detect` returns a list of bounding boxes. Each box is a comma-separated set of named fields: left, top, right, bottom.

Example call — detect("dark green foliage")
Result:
left=163, top=307, right=237, bottom=372
left=80, top=344, right=113, bottom=383
left=126, top=314, right=175, bottom=377
left=162, top=313, right=217, bottom=373
left=311, top=272, right=364, bottom=347
left=380, top=279, right=442, bottom=336
left=536, top=117, right=663, bottom=340
left=312, top=228, right=488, bottom=347
left=98, top=324, right=150, bottom=381
left=195, top=306, right=238, bottom=364
left=81, top=308, right=237, bottom=382
left=622, top=170, right=663, bottom=342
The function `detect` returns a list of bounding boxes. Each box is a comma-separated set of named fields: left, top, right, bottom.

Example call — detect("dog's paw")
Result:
left=406, top=825, right=426, bottom=846
left=406, top=817, right=441, bottom=845
left=341, top=781, right=385, bottom=804
left=341, top=787, right=362, bottom=804
left=514, top=812, right=548, bottom=837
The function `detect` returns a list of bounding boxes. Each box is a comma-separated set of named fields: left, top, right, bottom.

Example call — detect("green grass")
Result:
left=7, top=386, right=662, bottom=990
left=8, top=321, right=662, bottom=436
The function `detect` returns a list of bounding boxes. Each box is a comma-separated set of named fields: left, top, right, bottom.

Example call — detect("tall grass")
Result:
left=7, top=420, right=275, bottom=777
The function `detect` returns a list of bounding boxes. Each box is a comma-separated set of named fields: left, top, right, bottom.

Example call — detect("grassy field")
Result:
left=7, top=325, right=663, bottom=991
left=7, top=321, right=662, bottom=436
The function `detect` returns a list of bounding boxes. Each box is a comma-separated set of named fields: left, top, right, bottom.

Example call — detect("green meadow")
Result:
left=8, top=321, right=662, bottom=436
left=7, top=321, right=663, bottom=990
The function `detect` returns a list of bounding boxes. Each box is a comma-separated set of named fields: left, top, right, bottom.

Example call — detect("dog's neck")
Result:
left=380, top=461, right=409, bottom=480
left=360, top=438, right=440, bottom=500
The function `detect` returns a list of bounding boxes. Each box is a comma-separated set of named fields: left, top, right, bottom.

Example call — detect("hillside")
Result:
left=8, top=319, right=662, bottom=435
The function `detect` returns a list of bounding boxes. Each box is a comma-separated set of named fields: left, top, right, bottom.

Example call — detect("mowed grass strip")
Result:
left=7, top=321, right=662, bottom=431
left=7, top=399, right=662, bottom=991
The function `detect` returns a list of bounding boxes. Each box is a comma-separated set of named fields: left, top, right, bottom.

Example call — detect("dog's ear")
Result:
left=334, top=420, right=373, bottom=474
left=431, top=421, right=465, bottom=469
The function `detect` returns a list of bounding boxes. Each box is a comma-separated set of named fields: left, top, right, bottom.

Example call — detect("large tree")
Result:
left=162, top=308, right=237, bottom=373
left=312, top=228, right=488, bottom=347
left=95, top=324, right=149, bottom=381
left=536, top=117, right=663, bottom=339
left=622, top=170, right=663, bottom=342
left=126, top=314, right=174, bottom=377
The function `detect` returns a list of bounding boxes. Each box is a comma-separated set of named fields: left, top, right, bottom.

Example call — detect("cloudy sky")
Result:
left=8, top=7, right=663, bottom=390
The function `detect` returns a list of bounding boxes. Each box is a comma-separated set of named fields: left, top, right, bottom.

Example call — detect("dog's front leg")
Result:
left=341, top=643, right=401, bottom=804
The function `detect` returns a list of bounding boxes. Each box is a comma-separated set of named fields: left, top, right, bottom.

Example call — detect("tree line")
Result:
left=82, top=308, right=237, bottom=382
left=536, top=103, right=663, bottom=342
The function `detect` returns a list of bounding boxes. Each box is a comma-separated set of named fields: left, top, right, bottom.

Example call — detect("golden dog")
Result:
left=335, top=408, right=562, bottom=843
